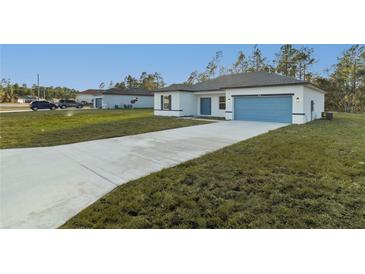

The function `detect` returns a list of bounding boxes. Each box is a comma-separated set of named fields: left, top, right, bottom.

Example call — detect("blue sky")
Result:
left=0, top=44, right=354, bottom=91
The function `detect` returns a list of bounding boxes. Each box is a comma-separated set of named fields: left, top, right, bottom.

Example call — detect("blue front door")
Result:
left=200, top=97, right=211, bottom=115
left=234, top=95, right=292, bottom=123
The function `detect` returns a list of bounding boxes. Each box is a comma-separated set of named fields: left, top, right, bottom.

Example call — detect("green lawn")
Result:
left=62, top=112, right=365, bottom=228
left=0, top=109, right=209, bottom=148
left=0, top=107, right=29, bottom=111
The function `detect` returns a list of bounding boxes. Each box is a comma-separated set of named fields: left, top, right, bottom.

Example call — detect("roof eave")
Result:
left=103, top=92, right=153, bottom=96
left=221, top=82, right=310, bottom=91
left=304, top=83, right=327, bottom=94
left=153, top=89, right=194, bottom=93
left=155, top=82, right=310, bottom=93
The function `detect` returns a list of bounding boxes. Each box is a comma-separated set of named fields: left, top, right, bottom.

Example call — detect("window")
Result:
left=219, top=96, right=226, bottom=110
left=162, top=95, right=171, bottom=110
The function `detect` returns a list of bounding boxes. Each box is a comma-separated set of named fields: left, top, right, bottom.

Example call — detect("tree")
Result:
left=152, top=72, right=165, bottom=89
left=274, top=45, right=316, bottom=80
left=114, top=81, right=126, bottom=89
left=332, top=45, right=365, bottom=94
left=294, top=47, right=316, bottom=80
left=139, top=72, right=156, bottom=90
left=0, top=78, right=15, bottom=102
left=114, top=72, right=165, bottom=90
left=247, top=45, right=272, bottom=72
left=185, top=51, right=224, bottom=84
left=314, top=45, right=365, bottom=112
left=124, top=75, right=139, bottom=89
left=274, top=44, right=298, bottom=77
left=185, top=70, right=199, bottom=85
left=138, top=72, right=165, bottom=90
left=205, top=51, right=223, bottom=78
left=0, top=79, right=78, bottom=102
left=229, top=51, right=249, bottom=74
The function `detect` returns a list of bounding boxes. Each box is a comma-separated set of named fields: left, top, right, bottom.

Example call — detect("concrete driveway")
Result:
left=0, top=121, right=286, bottom=228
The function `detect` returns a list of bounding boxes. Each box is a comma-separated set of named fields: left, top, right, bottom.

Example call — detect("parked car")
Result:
left=30, top=101, right=58, bottom=111
left=58, top=99, right=83, bottom=109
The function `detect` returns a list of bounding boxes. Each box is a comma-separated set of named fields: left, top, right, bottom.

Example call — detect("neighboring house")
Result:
left=17, top=95, right=38, bottom=104
left=94, top=88, right=154, bottom=109
left=154, top=72, right=325, bottom=124
left=76, top=89, right=104, bottom=105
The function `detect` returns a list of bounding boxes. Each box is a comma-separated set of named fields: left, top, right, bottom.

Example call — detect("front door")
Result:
left=95, top=98, right=103, bottom=108
left=200, top=97, right=211, bottom=115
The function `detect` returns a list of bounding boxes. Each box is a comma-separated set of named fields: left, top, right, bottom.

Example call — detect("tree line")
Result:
left=0, top=79, right=78, bottom=102
left=184, top=45, right=364, bottom=112
left=112, top=72, right=165, bottom=90
left=1, top=45, right=364, bottom=112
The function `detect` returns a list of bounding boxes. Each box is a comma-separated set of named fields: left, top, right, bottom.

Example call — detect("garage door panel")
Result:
left=234, top=96, right=292, bottom=123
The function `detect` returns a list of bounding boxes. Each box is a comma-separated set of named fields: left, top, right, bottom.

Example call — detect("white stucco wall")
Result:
left=154, top=91, right=194, bottom=116
left=225, top=85, right=306, bottom=124
left=195, top=92, right=226, bottom=117
left=179, top=92, right=197, bottom=116
left=103, top=95, right=153, bottom=109
left=303, top=86, right=325, bottom=122
left=154, top=91, right=225, bottom=117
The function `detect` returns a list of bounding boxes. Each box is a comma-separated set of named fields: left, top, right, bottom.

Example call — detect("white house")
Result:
left=77, top=88, right=154, bottom=109
left=17, top=95, right=38, bottom=104
left=101, top=88, right=154, bottom=109
left=76, top=89, right=104, bottom=105
left=154, top=72, right=325, bottom=124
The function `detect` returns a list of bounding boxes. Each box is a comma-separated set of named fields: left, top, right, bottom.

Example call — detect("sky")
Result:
left=0, top=44, right=355, bottom=91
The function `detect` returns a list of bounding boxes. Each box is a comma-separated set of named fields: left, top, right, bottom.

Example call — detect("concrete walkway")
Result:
left=0, top=121, right=286, bottom=228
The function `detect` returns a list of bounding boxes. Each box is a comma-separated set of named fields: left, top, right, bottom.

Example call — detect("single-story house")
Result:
left=101, top=88, right=154, bottom=109
left=154, top=72, right=325, bottom=124
left=76, top=89, right=104, bottom=105
left=77, top=88, right=154, bottom=109
left=17, top=95, right=38, bottom=104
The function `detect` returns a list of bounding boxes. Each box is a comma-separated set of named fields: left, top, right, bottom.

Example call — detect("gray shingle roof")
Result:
left=103, top=88, right=154, bottom=96
left=158, top=84, right=193, bottom=91
left=79, top=89, right=104, bottom=95
left=158, top=72, right=309, bottom=92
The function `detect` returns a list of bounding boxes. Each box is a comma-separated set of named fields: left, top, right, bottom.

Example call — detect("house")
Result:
left=76, top=89, right=104, bottom=105
left=101, top=88, right=154, bottom=109
left=153, top=72, right=325, bottom=124
left=17, top=95, right=38, bottom=104
left=78, top=88, right=154, bottom=109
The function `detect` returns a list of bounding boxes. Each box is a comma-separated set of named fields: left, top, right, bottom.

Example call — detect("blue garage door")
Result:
left=200, top=97, right=211, bottom=115
left=234, top=95, right=292, bottom=123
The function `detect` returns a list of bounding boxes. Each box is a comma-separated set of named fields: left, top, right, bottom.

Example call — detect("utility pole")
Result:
left=37, top=74, right=40, bottom=99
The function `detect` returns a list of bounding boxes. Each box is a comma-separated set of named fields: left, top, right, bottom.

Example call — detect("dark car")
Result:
left=58, top=99, right=83, bottom=109
left=30, top=101, right=58, bottom=111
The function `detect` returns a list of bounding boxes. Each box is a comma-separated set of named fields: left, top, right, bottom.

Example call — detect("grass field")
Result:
left=0, top=109, right=209, bottom=148
left=62, top=113, right=365, bottom=228
left=0, top=103, right=30, bottom=112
